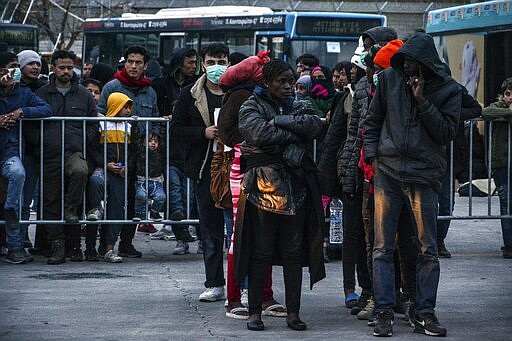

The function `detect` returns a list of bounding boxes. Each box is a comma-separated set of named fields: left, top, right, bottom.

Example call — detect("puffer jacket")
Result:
left=482, top=101, right=512, bottom=169
left=35, top=74, right=98, bottom=162
left=363, top=32, right=461, bottom=192
left=239, top=88, right=324, bottom=215
left=338, top=77, right=369, bottom=194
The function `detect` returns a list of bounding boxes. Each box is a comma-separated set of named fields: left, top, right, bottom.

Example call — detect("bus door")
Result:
left=159, top=33, right=185, bottom=66
left=255, top=34, right=286, bottom=61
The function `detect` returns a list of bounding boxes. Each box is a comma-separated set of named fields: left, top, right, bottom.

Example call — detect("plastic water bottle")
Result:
left=329, top=198, right=343, bottom=244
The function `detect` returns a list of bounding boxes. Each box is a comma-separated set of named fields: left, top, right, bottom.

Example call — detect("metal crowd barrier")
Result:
left=14, top=116, right=198, bottom=226
left=1, top=117, right=510, bottom=225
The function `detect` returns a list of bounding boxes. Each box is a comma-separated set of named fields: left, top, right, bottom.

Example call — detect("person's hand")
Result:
left=107, top=162, right=123, bottom=174
left=407, top=67, right=425, bottom=105
left=0, top=109, right=22, bottom=129
left=371, top=158, right=378, bottom=174
left=0, top=71, right=14, bottom=88
left=205, top=125, right=218, bottom=140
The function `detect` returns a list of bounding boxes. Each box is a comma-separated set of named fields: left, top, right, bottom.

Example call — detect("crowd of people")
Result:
left=1, top=23, right=512, bottom=338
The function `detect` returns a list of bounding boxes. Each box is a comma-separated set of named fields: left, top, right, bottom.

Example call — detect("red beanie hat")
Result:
left=373, top=39, right=404, bottom=69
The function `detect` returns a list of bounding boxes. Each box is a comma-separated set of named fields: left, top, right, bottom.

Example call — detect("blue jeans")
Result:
left=492, top=167, right=512, bottom=247
left=166, top=165, right=185, bottom=215
left=1, top=156, right=25, bottom=249
left=87, top=168, right=105, bottom=212
left=134, top=178, right=166, bottom=215
left=373, top=172, right=440, bottom=315
left=21, top=155, right=39, bottom=242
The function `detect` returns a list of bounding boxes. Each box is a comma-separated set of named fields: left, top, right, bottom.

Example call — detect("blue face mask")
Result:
left=205, top=64, right=227, bottom=84
left=10, top=67, right=21, bottom=82
left=373, top=73, right=379, bottom=87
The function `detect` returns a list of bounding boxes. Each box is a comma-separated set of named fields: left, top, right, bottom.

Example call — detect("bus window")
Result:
left=226, top=32, right=254, bottom=56
left=256, top=35, right=285, bottom=60
left=289, top=40, right=357, bottom=68
left=160, top=33, right=185, bottom=66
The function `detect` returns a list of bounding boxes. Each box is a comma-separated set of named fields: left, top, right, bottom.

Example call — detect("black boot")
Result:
left=437, top=240, right=451, bottom=258
left=47, top=240, right=66, bottom=265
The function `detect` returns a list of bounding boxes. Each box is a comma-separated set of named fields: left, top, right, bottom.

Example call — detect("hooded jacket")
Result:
left=35, top=73, right=98, bottom=162
left=363, top=32, right=461, bottom=192
left=338, top=27, right=397, bottom=195
left=0, top=84, right=52, bottom=162
left=152, top=47, right=200, bottom=169
left=95, top=92, right=134, bottom=169
left=151, top=47, right=199, bottom=117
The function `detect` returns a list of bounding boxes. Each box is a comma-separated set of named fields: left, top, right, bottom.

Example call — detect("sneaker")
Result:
left=368, top=314, right=377, bottom=326
left=104, top=250, right=123, bottom=263
left=137, top=224, right=158, bottom=234
left=132, top=212, right=143, bottom=222
left=413, top=313, right=447, bottom=337
left=22, top=249, right=34, bottom=263
left=150, top=228, right=174, bottom=240
left=4, top=248, right=28, bottom=264
left=373, top=311, right=394, bottom=337
left=86, top=208, right=102, bottom=221
left=357, top=297, right=375, bottom=320
left=70, top=247, right=84, bottom=262
left=352, top=291, right=371, bottom=315
left=64, top=209, right=80, bottom=224
left=197, top=240, right=203, bottom=254
left=173, top=240, right=190, bottom=255
left=199, top=286, right=225, bottom=302
left=170, top=210, right=184, bottom=221
left=118, top=244, right=142, bottom=258
left=85, top=248, right=100, bottom=261
left=150, top=210, right=163, bottom=222
left=437, top=240, right=451, bottom=258
left=241, top=288, right=249, bottom=307
left=503, top=245, right=512, bottom=259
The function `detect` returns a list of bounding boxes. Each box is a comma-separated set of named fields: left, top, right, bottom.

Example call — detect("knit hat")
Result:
left=374, top=39, right=404, bottom=69
left=17, top=50, right=41, bottom=70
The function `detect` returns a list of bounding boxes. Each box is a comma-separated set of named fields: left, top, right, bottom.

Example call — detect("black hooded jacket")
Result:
left=152, top=47, right=200, bottom=169
left=151, top=47, right=199, bottom=117
left=363, top=32, right=462, bottom=192
left=362, top=26, right=398, bottom=46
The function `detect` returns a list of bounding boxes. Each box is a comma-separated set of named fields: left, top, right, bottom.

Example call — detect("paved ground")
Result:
left=1, top=197, right=512, bottom=340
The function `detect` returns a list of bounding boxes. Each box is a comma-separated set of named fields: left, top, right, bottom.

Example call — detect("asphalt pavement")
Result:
left=1, top=196, right=511, bottom=340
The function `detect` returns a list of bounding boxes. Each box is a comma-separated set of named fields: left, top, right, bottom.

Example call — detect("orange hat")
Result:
left=373, top=39, right=404, bottom=69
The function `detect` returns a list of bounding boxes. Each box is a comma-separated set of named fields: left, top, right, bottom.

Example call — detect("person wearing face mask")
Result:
left=171, top=43, right=230, bottom=303
left=294, top=75, right=311, bottom=101
left=16, top=50, right=47, bottom=254
left=0, top=62, right=52, bottom=264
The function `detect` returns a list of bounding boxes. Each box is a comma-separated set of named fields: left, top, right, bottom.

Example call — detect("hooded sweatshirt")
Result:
left=97, top=92, right=134, bottom=169
left=363, top=32, right=461, bottom=192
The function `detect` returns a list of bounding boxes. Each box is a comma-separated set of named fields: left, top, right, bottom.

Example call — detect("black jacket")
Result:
left=152, top=47, right=199, bottom=169
left=35, top=74, right=98, bottom=162
left=363, top=32, right=462, bottom=192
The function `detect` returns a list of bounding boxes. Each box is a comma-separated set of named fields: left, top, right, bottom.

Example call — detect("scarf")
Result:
left=114, top=68, right=152, bottom=88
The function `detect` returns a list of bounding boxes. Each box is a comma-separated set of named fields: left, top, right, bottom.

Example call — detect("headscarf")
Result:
left=307, top=65, right=336, bottom=117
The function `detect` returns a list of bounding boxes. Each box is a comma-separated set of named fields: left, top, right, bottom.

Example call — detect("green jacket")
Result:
left=481, top=101, right=512, bottom=169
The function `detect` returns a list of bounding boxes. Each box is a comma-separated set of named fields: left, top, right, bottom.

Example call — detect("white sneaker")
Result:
left=104, top=250, right=123, bottom=263
left=241, top=288, right=249, bottom=307
left=199, top=286, right=225, bottom=302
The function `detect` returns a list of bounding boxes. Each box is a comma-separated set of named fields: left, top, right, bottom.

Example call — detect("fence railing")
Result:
left=1, top=117, right=510, bottom=225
